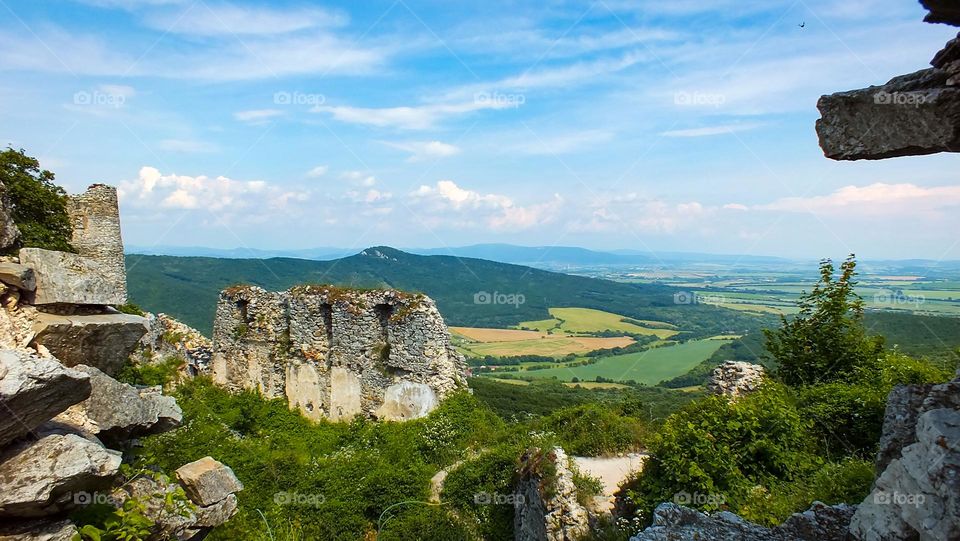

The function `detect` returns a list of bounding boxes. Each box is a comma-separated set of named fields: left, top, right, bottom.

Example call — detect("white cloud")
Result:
left=157, top=139, right=218, bottom=153
left=661, top=123, right=761, bottom=137
left=383, top=140, right=461, bottom=162
left=570, top=193, right=714, bottom=234
left=314, top=99, right=518, bottom=130
left=515, top=129, right=614, bottom=155
left=341, top=171, right=377, bottom=187
left=306, top=165, right=329, bottom=178
left=410, top=180, right=562, bottom=230
left=233, top=109, right=283, bottom=124
left=119, top=166, right=309, bottom=215
left=757, top=183, right=960, bottom=216
left=145, top=4, right=347, bottom=36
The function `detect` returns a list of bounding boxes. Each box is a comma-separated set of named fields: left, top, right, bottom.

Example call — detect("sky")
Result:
left=1, top=0, right=958, bottom=260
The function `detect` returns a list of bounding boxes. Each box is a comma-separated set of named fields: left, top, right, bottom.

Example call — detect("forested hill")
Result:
left=126, top=246, right=775, bottom=336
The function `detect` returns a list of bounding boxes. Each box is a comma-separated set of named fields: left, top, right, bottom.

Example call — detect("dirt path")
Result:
left=572, top=453, right=648, bottom=513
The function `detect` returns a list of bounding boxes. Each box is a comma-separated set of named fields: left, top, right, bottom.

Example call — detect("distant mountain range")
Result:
left=125, top=246, right=774, bottom=336
left=127, top=243, right=797, bottom=268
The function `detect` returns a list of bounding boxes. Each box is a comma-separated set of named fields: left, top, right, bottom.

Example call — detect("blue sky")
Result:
left=1, top=0, right=958, bottom=259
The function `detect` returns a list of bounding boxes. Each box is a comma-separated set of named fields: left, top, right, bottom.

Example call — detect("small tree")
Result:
left=765, top=255, right=884, bottom=386
left=0, top=147, right=73, bottom=253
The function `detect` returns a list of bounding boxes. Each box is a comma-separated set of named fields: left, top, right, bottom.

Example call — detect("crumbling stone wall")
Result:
left=66, top=184, right=127, bottom=302
left=211, top=285, right=467, bottom=422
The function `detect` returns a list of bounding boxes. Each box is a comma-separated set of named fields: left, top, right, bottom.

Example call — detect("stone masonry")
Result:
left=66, top=184, right=127, bottom=302
left=211, top=285, right=468, bottom=422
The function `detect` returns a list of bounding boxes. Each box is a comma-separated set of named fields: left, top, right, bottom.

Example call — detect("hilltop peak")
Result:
left=358, top=246, right=409, bottom=260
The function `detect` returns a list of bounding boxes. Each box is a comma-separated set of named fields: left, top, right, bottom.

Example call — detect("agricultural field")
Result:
left=450, top=326, right=635, bottom=357
left=517, top=307, right=679, bottom=338
left=487, top=339, right=725, bottom=386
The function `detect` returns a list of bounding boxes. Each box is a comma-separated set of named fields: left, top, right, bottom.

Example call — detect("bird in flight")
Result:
left=798, top=21, right=805, bottom=28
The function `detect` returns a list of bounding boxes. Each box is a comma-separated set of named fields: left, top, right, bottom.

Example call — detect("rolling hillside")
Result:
left=126, top=246, right=775, bottom=336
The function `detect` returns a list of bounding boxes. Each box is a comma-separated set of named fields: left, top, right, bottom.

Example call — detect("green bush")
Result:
left=621, top=383, right=818, bottom=524
left=796, top=383, right=888, bottom=459
left=543, top=403, right=646, bottom=455
left=0, top=147, right=74, bottom=253
left=442, top=444, right=526, bottom=541
left=378, top=505, right=473, bottom=541
left=115, top=355, right=185, bottom=388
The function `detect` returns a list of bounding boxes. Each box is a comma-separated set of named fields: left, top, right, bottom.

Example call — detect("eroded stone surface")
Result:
left=0, top=519, right=77, bottom=541
left=137, top=312, right=213, bottom=377
left=0, top=263, right=36, bottom=291
left=18, top=248, right=124, bottom=305
left=0, top=349, right=91, bottom=448
left=175, top=456, right=244, bottom=508
left=515, top=447, right=591, bottom=541
left=0, top=430, right=121, bottom=517
left=67, top=184, right=127, bottom=303
left=707, top=361, right=766, bottom=399
left=32, top=312, right=148, bottom=375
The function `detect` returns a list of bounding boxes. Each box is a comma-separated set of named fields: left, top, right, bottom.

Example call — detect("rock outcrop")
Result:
left=0, top=182, right=241, bottom=539
left=707, top=361, right=766, bottom=399
left=515, top=447, right=591, bottom=541
left=212, top=285, right=467, bottom=422
left=137, top=312, right=213, bottom=377
left=0, top=349, right=91, bottom=447
left=175, top=457, right=244, bottom=508
left=816, top=3, right=960, bottom=160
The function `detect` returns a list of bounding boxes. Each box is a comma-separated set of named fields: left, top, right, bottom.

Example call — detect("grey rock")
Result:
left=850, top=407, right=960, bottom=541
left=137, top=312, right=213, bottom=377
left=876, top=380, right=960, bottom=472
left=0, top=519, right=77, bottom=541
left=55, top=365, right=182, bottom=446
left=0, top=262, right=36, bottom=291
left=816, top=68, right=960, bottom=160
left=175, top=456, right=243, bottom=507
left=922, top=0, right=960, bottom=26
left=32, top=312, right=149, bottom=375
left=0, top=429, right=121, bottom=517
left=67, top=185, right=127, bottom=304
left=0, top=180, right=21, bottom=252
left=777, top=501, right=857, bottom=541
left=0, top=349, right=91, bottom=448
left=515, top=447, right=590, bottom=541
left=707, top=361, right=766, bottom=399
left=18, top=248, right=125, bottom=305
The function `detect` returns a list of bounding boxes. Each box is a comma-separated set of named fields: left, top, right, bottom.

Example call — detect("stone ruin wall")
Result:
left=211, top=285, right=468, bottom=422
left=66, top=184, right=127, bottom=302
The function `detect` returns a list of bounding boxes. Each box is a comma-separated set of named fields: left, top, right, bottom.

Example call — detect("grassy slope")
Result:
left=126, top=247, right=773, bottom=336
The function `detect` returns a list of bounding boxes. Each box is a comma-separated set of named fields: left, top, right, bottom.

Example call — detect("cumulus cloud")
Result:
left=306, top=165, right=329, bottom=178
left=756, top=183, right=960, bottom=216
left=382, top=140, right=461, bottom=162
left=410, top=180, right=562, bottom=230
left=118, top=166, right=309, bottom=216
left=570, top=193, right=714, bottom=234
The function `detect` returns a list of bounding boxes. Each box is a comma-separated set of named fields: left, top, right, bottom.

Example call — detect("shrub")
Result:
left=115, top=302, right=147, bottom=316
left=621, top=383, right=818, bottom=524
left=543, top=403, right=645, bottom=455
left=378, top=505, right=473, bottom=541
left=0, top=147, right=74, bottom=253
left=115, top=355, right=185, bottom=388
left=442, top=444, right=525, bottom=541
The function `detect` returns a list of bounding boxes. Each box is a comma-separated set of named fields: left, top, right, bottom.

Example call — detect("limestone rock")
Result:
left=0, top=519, right=77, bottom=541
left=67, top=184, right=127, bottom=303
left=32, top=312, right=148, bottom=375
left=0, top=262, right=36, bottom=291
left=629, top=502, right=855, bottom=541
left=137, top=313, right=213, bottom=377
left=816, top=68, right=960, bottom=160
left=850, top=408, right=960, bottom=541
left=0, top=181, right=20, bottom=252
left=54, top=365, right=182, bottom=446
left=0, top=349, right=91, bottom=448
left=212, top=285, right=468, bottom=422
left=707, top=361, right=766, bottom=399
left=0, top=430, right=121, bottom=517
left=876, top=379, right=960, bottom=472
left=175, top=456, right=243, bottom=507
left=515, top=447, right=590, bottom=541
left=18, top=248, right=124, bottom=305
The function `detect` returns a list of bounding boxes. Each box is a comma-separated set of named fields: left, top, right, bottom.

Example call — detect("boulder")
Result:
left=175, top=456, right=243, bottom=507
left=54, top=365, right=182, bottom=446
left=0, top=429, right=121, bottom=517
left=630, top=502, right=855, bottom=541
left=849, top=408, right=960, bottom=541
left=876, top=380, right=960, bottom=472
left=0, top=262, right=36, bottom=291
left=0, top=519, right=77, bottom=541
left=922, top=0, right=960, bottom=26
left=707, top=361, right=766, bottom=399
left=816, top=68, right=960, bottom=160
left=18, top=248, right=124, bottom=305
left=32, top=312, right=148, bottom=375
left=0, top=349, right=91, bottom=448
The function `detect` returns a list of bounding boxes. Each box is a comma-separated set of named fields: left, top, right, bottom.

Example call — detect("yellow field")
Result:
left=450, top=327, right=548, bottom=342
left=460, top=335, right=635, bottom=357
left=518, top=307, right=678, bottom=339
left=715, top=302, right=797, bottom=315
